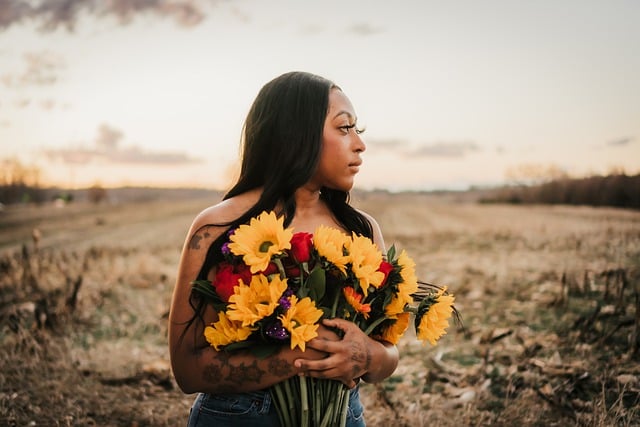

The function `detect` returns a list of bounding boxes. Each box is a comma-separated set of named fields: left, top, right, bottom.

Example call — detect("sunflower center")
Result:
left=259, top=241, right=274, bottom=253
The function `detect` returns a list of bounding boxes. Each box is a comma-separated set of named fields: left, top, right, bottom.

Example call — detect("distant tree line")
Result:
left=481, top=173, right=640, bottom=209
left=0, top=158, right=109, bottom=205
left=0, top=158, right=48, bottom=205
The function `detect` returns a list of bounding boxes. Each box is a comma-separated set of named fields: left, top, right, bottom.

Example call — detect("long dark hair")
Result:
left=195, top=71, right=373, bottom=282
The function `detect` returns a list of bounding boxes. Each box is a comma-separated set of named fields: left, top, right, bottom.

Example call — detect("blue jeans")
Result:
left=187, top=385, right=365, bottom=426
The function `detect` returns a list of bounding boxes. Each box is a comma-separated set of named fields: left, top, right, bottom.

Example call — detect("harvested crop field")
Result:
left=1, top=191, right=639, bottom=426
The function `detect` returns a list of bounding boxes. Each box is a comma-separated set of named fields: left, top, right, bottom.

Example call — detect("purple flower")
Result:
left=266, top=321, right=289, bottom=340
left=278, top=289, right=294, bottom=310
left=221, top=242, right=231, bottom=255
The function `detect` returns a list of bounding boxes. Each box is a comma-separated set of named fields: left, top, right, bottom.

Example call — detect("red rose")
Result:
left=213, top=262, right=251, bottom=302
left=285, top=265, right=301, bottom=277
left=378, top=261, right=394, bottom=287
left=235, top=262, right=252, bottom=284
left=290, top=232, right=313, bottom=263
left=261, top=262, right=278, bottom=275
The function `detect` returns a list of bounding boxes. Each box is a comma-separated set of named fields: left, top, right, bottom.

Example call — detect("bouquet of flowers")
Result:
left=192, top=211, right=456, bottom=427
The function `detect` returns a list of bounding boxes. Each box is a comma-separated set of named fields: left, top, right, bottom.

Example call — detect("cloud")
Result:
left=366, top=138, right=409, bottom=149
left=13, top=98, right=31, bottom=108
left=0, top=0, right=219, bottom=32
left=298, top=23, right=325, bottom=36
left=39, top=98, right=57, bottom=110
left=1, top=50, right=66, bottom=88
left=366, top=138, right=481, bottom=159
left=95, top=123, right=123, bottom=151
left=401, top=141, right=481, bottom=158
left=44, top=123, right=200, bottom=165
left=346, top=22, right=385, bottom=36
left=607, top=136, right=635, bottom=147
left=229, top=5, right=250, bottom=24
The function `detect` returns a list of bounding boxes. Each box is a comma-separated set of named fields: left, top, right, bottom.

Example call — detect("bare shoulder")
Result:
left=356, top=208, right=386, bottom=252
left=186, top=190, right=261, bottom=250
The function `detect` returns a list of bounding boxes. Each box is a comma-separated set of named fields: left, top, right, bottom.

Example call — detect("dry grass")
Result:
left=1, top=193, right=639, bottom=426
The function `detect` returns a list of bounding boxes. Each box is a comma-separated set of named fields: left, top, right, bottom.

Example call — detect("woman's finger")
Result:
left=304, top=336, right=342, bottom=353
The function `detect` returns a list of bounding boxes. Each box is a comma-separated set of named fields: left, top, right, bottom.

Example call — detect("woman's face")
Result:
left=310, top=88, right=366, bottom=192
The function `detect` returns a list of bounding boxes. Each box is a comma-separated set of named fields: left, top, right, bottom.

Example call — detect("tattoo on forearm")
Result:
left=268, top=357, right=295, bottom=377
left=349, top=339, right=372, bottom=377
left=203, top=363, right=227, bottom=386
left=226, top=360, right=266, bottom=385
left=350, top=341, right=364, bottom=377
left=365, top=345, right=372, bottom=372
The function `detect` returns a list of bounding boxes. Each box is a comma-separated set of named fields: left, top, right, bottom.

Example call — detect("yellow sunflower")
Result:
left=385, top=251, right=418, bottom=317
left=228, top=211, right=293, bottom=273
left=204, top=312, right=255, bottom=351
left=397, top=249, right=418, bottom=296
left=227, top=274, right=288, bottom=327
left=347, top=233, right=384, bottom=297
left=416, top=287, right=455, bottom=346
left=279, top=295, right=323, bottom=352
left=385, top=292, right=412, bottom=317
left=313, top=225, right=350, bottom=274
left=381, top=312, right=410, bottom=345
left=343, top=286, right=371, bottom=318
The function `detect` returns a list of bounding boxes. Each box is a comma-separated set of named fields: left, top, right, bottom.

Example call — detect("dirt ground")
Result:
left=1, top=192, right=639, bottom=426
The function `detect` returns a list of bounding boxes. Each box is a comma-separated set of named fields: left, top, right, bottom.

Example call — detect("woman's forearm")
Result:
left=173, top=343, right=329, bottom=395
left=361, top=340, right=399, bottom=383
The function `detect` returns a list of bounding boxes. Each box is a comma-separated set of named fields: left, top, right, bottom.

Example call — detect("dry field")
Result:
left=1, top=192, right=639, bottom=426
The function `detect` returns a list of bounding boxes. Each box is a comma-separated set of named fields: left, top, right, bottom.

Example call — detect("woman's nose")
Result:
left=354, top=133, right=366, bottom=153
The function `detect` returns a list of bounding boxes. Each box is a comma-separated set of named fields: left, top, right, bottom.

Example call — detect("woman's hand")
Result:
left=293, top=318, right=396, bottom=388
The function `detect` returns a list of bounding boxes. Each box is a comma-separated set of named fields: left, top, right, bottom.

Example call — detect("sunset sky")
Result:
left=1, top=0, right=639, bottom=191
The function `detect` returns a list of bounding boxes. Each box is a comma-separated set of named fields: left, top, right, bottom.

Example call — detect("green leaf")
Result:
left=251, top=343, right=281, bottom=359
left=306, top=266, right=326, bottom=302
left=191, top=280, right=226, bottom=311
left=387, top=244, right=397, bottom=262
left=320, top=306, right=333, bottom=318
left=224, top=341, right=254, bottom=352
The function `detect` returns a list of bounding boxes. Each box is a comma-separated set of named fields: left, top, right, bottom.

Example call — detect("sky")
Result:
left=0, top=0, right=639, bottom=191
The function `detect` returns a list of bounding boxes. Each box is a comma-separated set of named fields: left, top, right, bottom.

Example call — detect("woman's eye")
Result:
left=339, top=124, right=361, bottom=134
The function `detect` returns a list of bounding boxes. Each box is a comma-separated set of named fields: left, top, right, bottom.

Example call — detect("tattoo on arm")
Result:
left=268, top=357, right=295, bottom=377
left=189, top=227, right=212, bottom=250
left=203, top=363, right=224, bottom=384
left=202, top=363, right=234, bottom=392
left=226, top=360, right=266, bottom=385
left=349, top=339, right=372, bottom=378
left=350, top=341, right=364, bottom=377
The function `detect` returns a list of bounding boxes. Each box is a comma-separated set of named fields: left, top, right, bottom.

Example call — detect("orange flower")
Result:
left=343, top=286, right=371, bottom=318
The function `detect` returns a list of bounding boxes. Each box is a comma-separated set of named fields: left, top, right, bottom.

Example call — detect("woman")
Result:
left=169, top=71, right=399, bottom=426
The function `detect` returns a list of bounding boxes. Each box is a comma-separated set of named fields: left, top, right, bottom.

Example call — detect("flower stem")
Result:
left=363, top=315, right=388, bottom=336
left=338, top=387, right=350, bottom=427
left=319, top=399, right=335, bottom=427
left=271, top=383, right=291, bottom=427
left=300, top=375, right=309, bottom=427
left=284, top=377, right=299, bottom=423
left=274, top=257, right=286, bottom=279
left=330, top=287, right=341, bottom=318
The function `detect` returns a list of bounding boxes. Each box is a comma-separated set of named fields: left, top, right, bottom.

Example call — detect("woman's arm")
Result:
left=168, top=206, right=328, bottom=395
